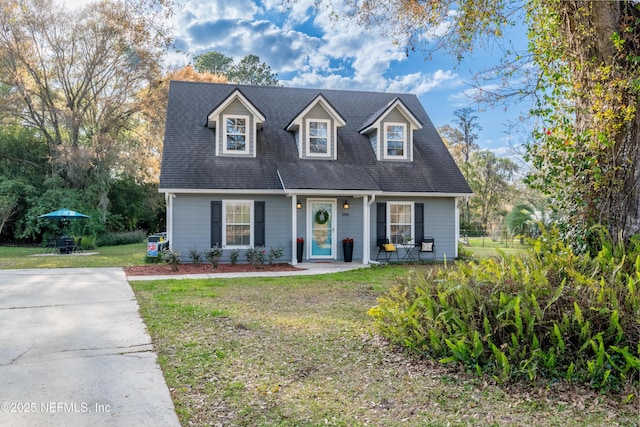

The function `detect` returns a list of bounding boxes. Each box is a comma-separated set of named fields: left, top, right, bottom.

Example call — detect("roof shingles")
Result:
left=160, top=81, right=472, bottom=195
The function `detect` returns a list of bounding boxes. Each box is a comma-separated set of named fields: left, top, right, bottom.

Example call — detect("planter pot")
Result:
left=296, top=241, right=304, bottom=263
left=342, top=241, right=353, bottom=262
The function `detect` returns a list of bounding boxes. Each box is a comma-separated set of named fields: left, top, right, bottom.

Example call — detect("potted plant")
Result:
left=296, top=237, right=304, bottom=263
left=342, top=237, right=354, bottom=262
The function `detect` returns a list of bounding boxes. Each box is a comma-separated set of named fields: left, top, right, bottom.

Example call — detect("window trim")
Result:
left=222, top=200, right=254, bottom=248
left=383, top=122, right=407, bottom=160
left=305, top=118, right=331, bottom=158
left=387, top=201, right=414, bottom=244
left=222, top=114, right=250, bottom=155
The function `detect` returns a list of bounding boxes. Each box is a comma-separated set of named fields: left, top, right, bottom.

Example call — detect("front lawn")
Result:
left=131, top=265, right=638, bottom=426
left=0, top=243, right=149, bottom=269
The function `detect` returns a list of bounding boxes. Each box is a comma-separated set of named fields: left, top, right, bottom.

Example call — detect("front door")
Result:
left=308, top=199, right=336, bottom=259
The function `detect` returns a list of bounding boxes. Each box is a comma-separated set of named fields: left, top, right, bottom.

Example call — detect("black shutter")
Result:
left=415, top=203, right=424, bottom=241
left=211, top=201, right=222, bottom=247
left=254, top=201, right=265, bottom=247
left=376, top=202, right=387, bottom=242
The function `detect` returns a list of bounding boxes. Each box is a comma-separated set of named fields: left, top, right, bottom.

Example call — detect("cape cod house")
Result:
left=159, top=81, right=472, bottom=265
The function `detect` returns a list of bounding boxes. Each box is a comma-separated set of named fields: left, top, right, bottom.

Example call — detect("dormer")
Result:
left=359, top=98, right=423, bottom=162
left=285, top=94, right=346, bottom=160
left=207, top=89, right=265, bottom=157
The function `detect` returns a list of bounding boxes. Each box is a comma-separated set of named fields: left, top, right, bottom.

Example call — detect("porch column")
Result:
left=291, top=195, right=298, bottom=265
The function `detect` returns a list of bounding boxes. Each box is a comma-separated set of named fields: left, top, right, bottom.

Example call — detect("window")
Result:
left=388, top=202, right=413, bottom=244
left=306, top=119, right=330, bottom=156
left=385, top=123, right=406, bottom=158
left=222, top=115, right=249, bottom=154
left=223, top=200, right=253, bottom=247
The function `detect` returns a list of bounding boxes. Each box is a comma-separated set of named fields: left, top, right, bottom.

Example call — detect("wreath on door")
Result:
left=315, top=208, right=330, bottom=224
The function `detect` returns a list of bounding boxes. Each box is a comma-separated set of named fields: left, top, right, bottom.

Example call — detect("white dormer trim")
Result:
left=286, top=94, right=346, bottom=160
left=359, top=98, right=423, bottom=162
left=207, top=89, right=265, bottom=129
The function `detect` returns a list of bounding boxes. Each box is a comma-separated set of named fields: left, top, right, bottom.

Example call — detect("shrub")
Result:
left=162, top=248, right=181, bottom=272
left=96, top=229, right=147, bottom=247
left=204, top=245, right=223, bottom=269
left=246, top=246, right=266, bottom=268
left=229, top=249, right=239, bottom=265
left=369, top=228, right=640, bottom=391
left=267, top=245, right=284, bottom=264
left=188, top=248, right=202, bottom=265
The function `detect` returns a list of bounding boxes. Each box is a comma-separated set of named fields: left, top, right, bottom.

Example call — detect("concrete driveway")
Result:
left=0, top=268, right=179, bottom=426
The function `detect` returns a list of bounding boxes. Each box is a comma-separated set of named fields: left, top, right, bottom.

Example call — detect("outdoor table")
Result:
left=400, top=244, right=417, bottom=262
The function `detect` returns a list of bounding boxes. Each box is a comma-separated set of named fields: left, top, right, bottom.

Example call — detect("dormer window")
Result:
left=385, top=123, right=406, bottom=158
left=223, top=115, right=249, bottom=154
left=286, top=94, right=346, bottom=160
left=207, top=89, right=265, bottom=158
left=360, top=97, right=423, bottom=162
left=306, top=119, right=330, bottom=156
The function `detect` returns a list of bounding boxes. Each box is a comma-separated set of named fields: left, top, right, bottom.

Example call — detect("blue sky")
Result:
left=68, top=0, right=534, bottom=159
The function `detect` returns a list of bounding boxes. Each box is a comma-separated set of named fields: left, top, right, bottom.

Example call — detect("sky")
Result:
left=65, top=0, right=534, bottom=161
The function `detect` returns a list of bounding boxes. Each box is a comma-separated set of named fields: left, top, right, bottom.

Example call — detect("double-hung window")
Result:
left=222, top=115, right=249, bottom=154
left=388, top=202, right=413, bottom=244
left=223, top=200, right=253, bottom=247
left=306, top=119, right=330, bottom=157
left=385, top=123, right=406, bottom=159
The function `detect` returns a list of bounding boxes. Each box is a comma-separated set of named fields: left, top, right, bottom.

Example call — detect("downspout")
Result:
left=366, top=194, right=380, bottom=265
left=165, top=193, right=174, bottom=250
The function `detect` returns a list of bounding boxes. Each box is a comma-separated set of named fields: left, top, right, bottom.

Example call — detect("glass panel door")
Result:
left=308, top=199, right=336, bottom=259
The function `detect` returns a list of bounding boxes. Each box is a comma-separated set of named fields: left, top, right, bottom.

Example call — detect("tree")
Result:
left=193, top=51, right=234, bottom=76
left=0, top=0, right=167, bottom=187
left=193, top=51, right=280, bottom=86
left=438, top=108, right=481, bottom=228
left=467, top=151, right=518, bottom=238
left=319, top=0, right=640, bottom=249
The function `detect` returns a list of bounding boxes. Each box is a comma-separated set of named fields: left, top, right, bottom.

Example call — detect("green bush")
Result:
left=189, top=247, right=202, bottom=265
left=96, top=229, right=147, bottom=247
left=162, top=248, right=181, bottom=272
left=204, top=245, right=223, bottom=269
left=246, top=246, right=266, bottom=268
left=369, top=228, right=639, bottom=391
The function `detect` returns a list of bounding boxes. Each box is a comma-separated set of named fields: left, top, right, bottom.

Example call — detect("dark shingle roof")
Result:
left=160, top=81, right=472, bottom=194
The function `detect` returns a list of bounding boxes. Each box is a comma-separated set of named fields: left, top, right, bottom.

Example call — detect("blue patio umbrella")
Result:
left=38, top=208, right=90, bottom=219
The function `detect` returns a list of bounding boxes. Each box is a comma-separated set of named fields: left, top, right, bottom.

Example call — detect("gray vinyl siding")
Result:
left=171, top=194, right=293, bottom=263
left=170, top=194, right=457, bottom=263
left=369, top=197, right=457, bottom=261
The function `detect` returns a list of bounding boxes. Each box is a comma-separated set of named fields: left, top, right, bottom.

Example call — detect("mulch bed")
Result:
left=124, top=262, right=299, bottom=276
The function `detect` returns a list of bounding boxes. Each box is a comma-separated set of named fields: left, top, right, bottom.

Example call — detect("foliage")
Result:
left=246, top=246, right=266, bottom=268
left=188, top=248, right=202, bottom=265
left=267, top=245, right=284, bottom=264
left=96, top=230, right=147, bottom=247
left=204, top=245, right=223, bottom=269
left=193, top=51, right=279, bottom=86
left=229, top=249, right=239, bottom=265
left=370, top=227, right=640, bottom=391
left=162, top=248, right=181, bottom=271
left=524, top=1, right=640, bottom=248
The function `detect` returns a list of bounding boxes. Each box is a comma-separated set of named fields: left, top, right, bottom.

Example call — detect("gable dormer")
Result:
left=207, top=88, right=265, bottom=157
left=359, top=98, right=423, bottom=162
left=285, top=94, right=346, bottom=160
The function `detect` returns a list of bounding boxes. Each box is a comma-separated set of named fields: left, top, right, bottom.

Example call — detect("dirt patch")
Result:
left=124, top=262, right=299, bottom=276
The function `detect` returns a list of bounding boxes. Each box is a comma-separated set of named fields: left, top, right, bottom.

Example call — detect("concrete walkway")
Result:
left=0, top=268, right=180, bottom=427
left=126, top=261, right=370, bottom=281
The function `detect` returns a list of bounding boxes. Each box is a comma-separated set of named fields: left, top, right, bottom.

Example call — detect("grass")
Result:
left=462, top=236, right=528, bottom=259
left=0, top=243, right=149, bottom=269
left=130, top=265, right=639, bottom=426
